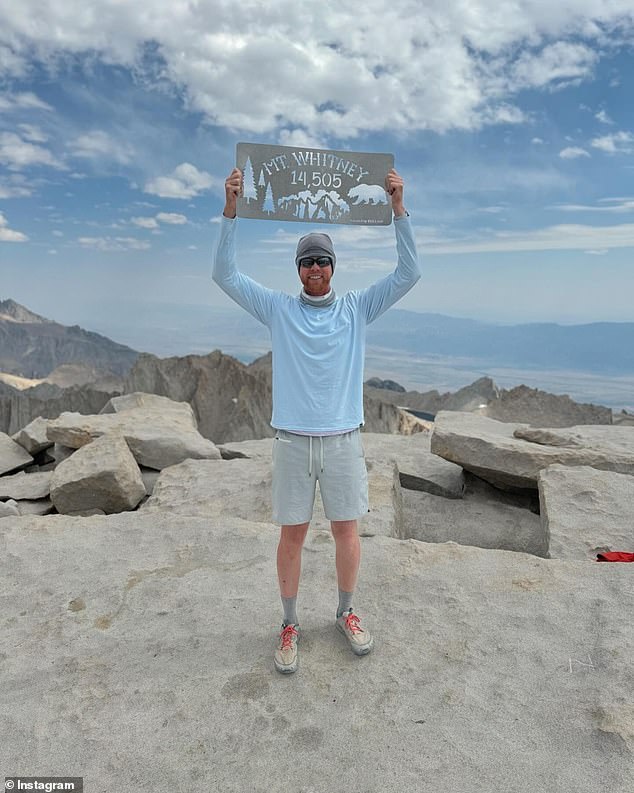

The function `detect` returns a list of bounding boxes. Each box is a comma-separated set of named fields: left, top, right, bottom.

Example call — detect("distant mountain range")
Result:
left=2, top=297, right=633, bottom=384
left=0, top=298, right=139, bottom=378
left=367, top=310, right=634, bottom=375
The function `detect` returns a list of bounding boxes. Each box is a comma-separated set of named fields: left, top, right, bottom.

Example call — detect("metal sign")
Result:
left=236, top=142, right=394, bottom=226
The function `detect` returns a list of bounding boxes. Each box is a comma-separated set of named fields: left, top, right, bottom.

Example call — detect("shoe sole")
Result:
left=336, top=621, right=374, bottom=655
left=274, top=658, right=298, bottom=674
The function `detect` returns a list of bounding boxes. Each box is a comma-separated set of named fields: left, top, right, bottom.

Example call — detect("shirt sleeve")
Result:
left=212, top=216, right=277, bottom=327
left=354, top=214, right=421, bottom=324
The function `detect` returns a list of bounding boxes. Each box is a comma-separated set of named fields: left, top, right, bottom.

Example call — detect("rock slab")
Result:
left=50, top=433, right=146, bottom=514
left=539, top=464, right=634, bottom=560
left=431, top=411, right=634, bottom=490
left=0, top=432, right=33, bottom=475
left=0, top=470, right=51, bottom=500
left=0, top=513, right=632, bottom=792
left=47, top=406, right=221, bottom=470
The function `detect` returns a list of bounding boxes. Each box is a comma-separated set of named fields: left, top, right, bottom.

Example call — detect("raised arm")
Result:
left=212, top=168, right=276, bottom=326
left=355, top=168, right=420, bottom=323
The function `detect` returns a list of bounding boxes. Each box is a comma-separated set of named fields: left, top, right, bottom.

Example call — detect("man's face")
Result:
left=298, top=257, right=333, bottom=296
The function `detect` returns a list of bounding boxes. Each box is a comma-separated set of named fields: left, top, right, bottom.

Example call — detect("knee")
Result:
left=330, top=520, right=358, bottom=541
left=279, top=523, right=309, bottom=552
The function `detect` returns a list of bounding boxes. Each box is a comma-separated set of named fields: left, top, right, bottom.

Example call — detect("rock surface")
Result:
left=361, top=432, right=465, bottom=498
left=365, top=376, right=612, bottom=426
left=0, top=499, right=19, bottom=517
left=0, top=470, right=51, bottom=500
left=401, top=472, right=545, bottom=556
left=539, top=464, right=634, bottom=560
left=50, top=433, right=146, bottom=514
left=47, top=408, right=221, bottom=470
left=11, top=415, right=53, bottom=454
left=0, top=512, right=632, bottom=792
left=0, top=432, right=33, bottom=475
left=141, top=445, right=402, bottom=538
left=431, top=411, right=634, bottom=490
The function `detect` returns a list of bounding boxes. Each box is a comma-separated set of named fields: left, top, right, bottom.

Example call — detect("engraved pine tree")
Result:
left=262, top=181, right=276, bottom=214
left=243, top=157, right=258, bottom=202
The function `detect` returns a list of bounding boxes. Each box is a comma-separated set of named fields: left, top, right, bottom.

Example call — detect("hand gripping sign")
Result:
left=236, top=142, right=394, bottom=226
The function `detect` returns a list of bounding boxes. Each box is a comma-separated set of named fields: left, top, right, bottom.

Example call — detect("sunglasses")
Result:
left=298, top=256, right=333, bottom=269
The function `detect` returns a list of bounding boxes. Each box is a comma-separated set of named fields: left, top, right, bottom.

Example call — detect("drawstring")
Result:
left=307, top=435, right=325, bottom=476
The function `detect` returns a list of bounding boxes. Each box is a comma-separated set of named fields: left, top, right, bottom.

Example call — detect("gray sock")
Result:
left=282, top=595, right=298, bottom=626
left=336, top=589, right=354, bottom=619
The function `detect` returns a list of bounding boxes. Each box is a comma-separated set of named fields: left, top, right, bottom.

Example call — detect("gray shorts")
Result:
left=271, top=429, right=369, bottom=525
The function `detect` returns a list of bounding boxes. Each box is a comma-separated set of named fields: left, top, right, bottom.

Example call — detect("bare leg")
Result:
left=330, top=519, right=360, bottom=592
left=277, top=522, right=310, bottom=598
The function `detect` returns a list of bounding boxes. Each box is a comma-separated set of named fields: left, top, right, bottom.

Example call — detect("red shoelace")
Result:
left=344, top=613, right=363, bottom=634
left=279, top=624, right=298, bottom=648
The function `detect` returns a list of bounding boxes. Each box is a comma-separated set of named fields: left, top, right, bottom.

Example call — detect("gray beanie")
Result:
left=295, top=232, right=336, bottom=272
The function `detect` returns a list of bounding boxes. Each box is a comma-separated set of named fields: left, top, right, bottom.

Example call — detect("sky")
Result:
left=1, top=0, right=634, bottom=334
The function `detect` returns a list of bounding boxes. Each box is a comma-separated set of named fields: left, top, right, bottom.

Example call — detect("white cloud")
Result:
left=78, top=236, right=150, bottom=251
left=590, top=131, right=634, bottom=154
left=509, top=42, right=598, bottom=90
left=70, top=130, right=134, bottom=164
left=156, top=212, right=187, bottom=225
left=131, top=216, right=159, bottom=229
left=552, top=200, right=634, bottom=213
left=0, top=91, right=53, bottom=111
left=559, top=146, right=590, bottom=159
left=0, top=132, right=64, bottom=171
left=17, top=124, right=48, bottom=143
left=278, top=129, right=326, bottom=148
left=414, top=222, right=634, bottom=255
left=595, top=109, right=613, bottom=125
left=0, top=3, right=630, bottom=138
left=131, top=212, right=188, bottom=228
left=531, top=137, right=544, bottom=144
left=584, top=249, right=608, bottom=255
left=0, top=212, right=28, bottom=242
left=0, top=174, right=33, bottom=198
left=144, top=163, right=214, bottom=199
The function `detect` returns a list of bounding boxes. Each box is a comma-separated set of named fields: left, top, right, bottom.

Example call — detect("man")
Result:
left=213, top=165, right=420, bottom=674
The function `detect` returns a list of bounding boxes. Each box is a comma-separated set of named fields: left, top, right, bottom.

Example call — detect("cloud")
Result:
left=70, top=130, right=134, bottom=164
left=0, top=131, right=64, bottom=171
left=0, top=3, right=629, bottom=138
left=77, top=236, right=150, bottom=251
left=131, top=216, right=159, bottom=229
left=503, top=41, right=599, bottom=92
left=551, top=200, right=634, bottom=213
left=590, top=131, right=634, bottom=154
left=17, top=123, right=49, bottom=143
left=595, top=109, right=614, bottom=125
left=0, top=91, right=53, bottom=112
left=131, top=212, right=188, bottom=228
left=0, top=174, right=33, bottom=198
left=144, top=163, right=214, bottom=199
left=156, top=212, right=187, bottom=225
left=559, top=146, right=590, bottom=159
left=414, top=222, right=634, bottom=255
left=0, top=212, right=28, bottom=242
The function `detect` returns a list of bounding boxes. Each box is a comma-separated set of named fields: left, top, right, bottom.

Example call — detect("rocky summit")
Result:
left=0, top=393, right=632, bottom=793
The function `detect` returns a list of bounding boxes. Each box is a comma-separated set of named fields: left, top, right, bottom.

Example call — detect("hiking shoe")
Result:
left=336, top=609, right=374, bottom=656
left=274, top=623, right=299, bottom=674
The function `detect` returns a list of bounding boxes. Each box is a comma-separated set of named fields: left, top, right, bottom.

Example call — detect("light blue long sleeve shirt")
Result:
left=212, top=214, right=420, bottom=433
